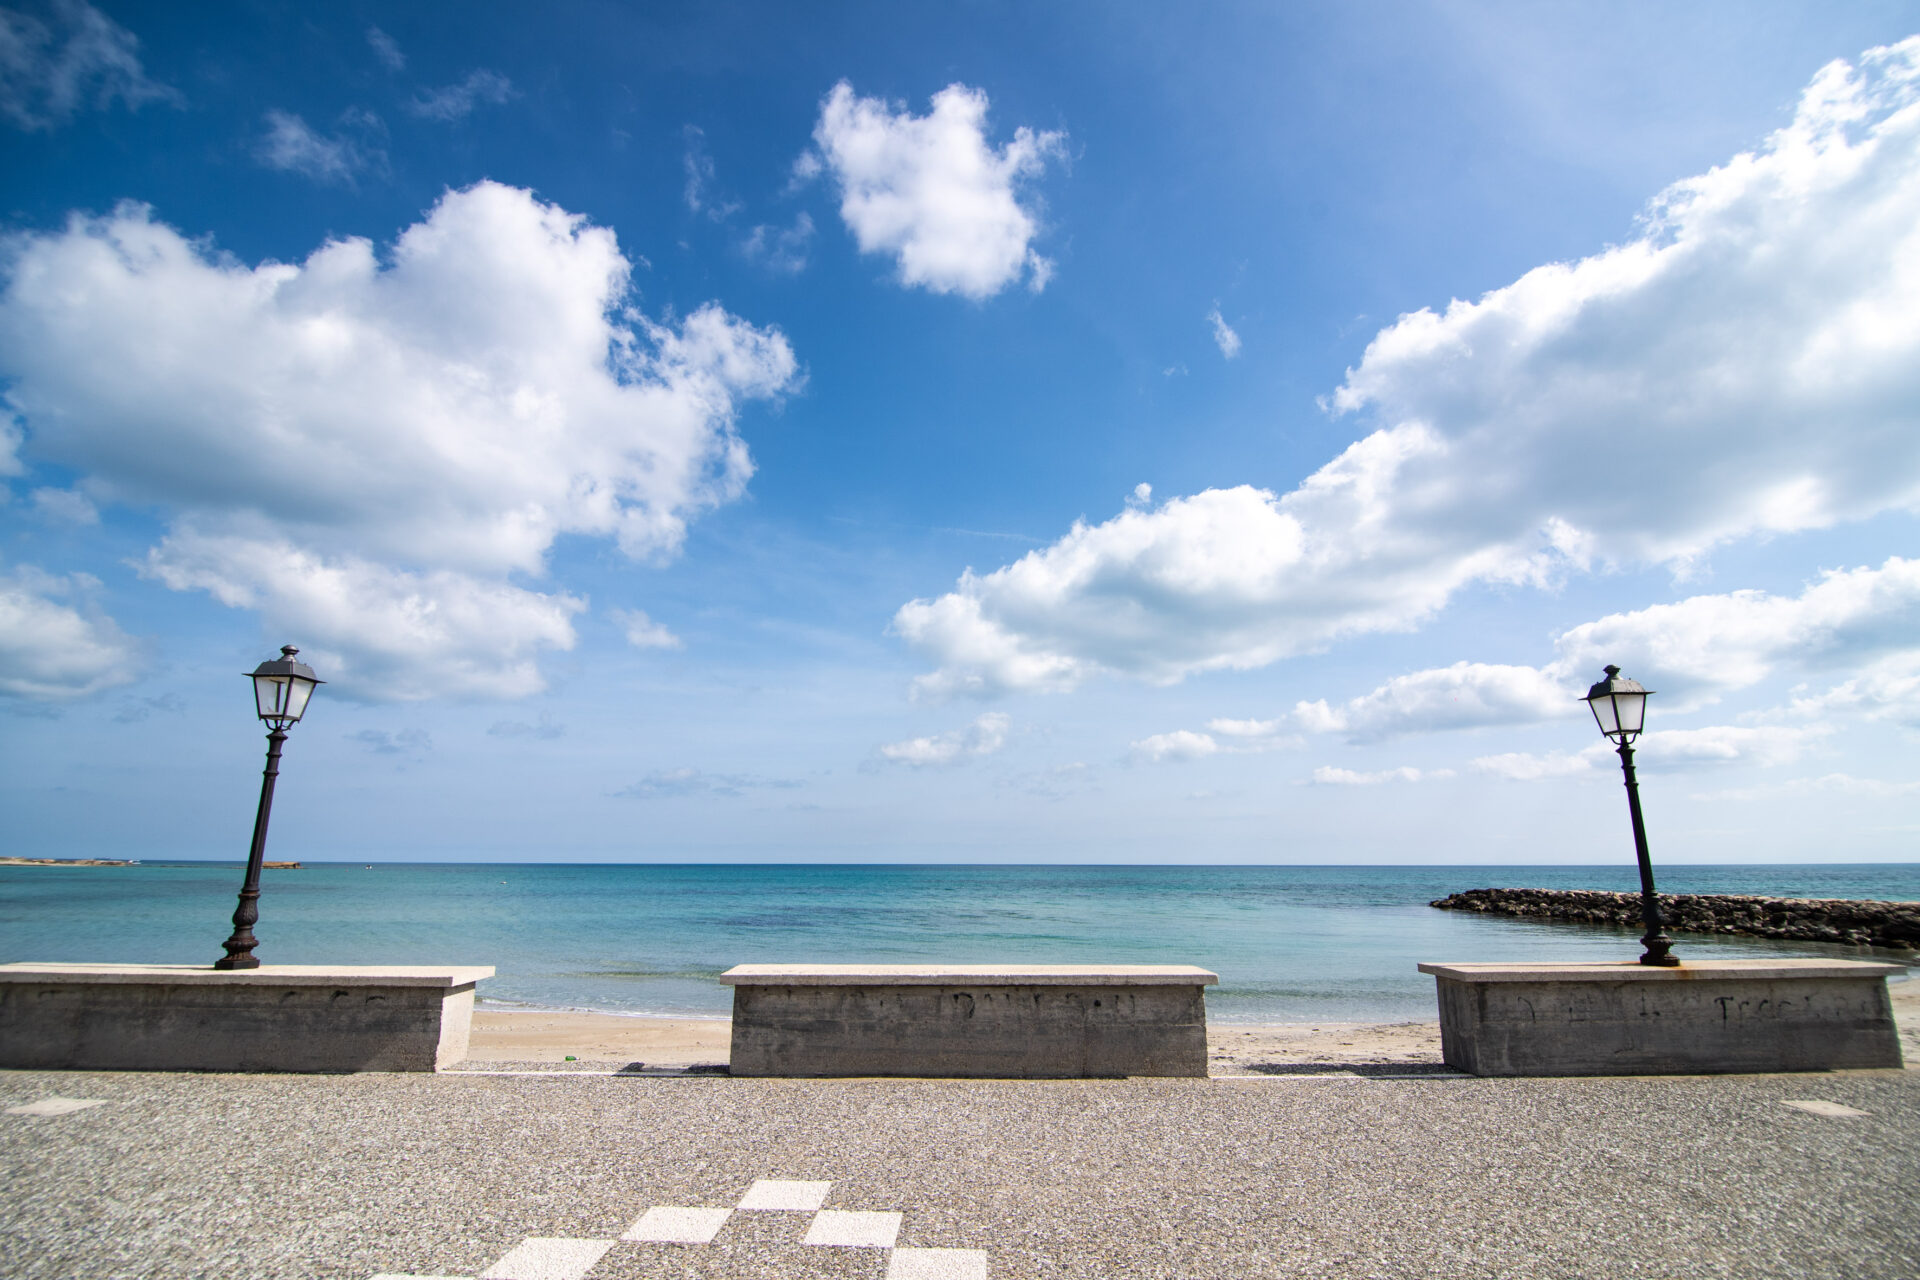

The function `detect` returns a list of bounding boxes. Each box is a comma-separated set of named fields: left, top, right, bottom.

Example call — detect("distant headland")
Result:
left=0, top=857, right=139, bottom=867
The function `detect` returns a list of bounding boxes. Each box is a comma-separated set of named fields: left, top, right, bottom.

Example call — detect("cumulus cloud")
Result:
left=880, top=712, right=1010, bottom=766
left=0, top=563, right=137, bottom=698
left=410, top=69, right=513, bottom=122
left=806, top=80, right=1064, bottom=298
left=1131, top=729, right=1221, bottom=763
left=0, top=0, right=179, bottom=131
left=255, top=110, right=384, bottom=185
left=0, top=182, right=797, bottom=699
left=1133, top=720, right=1296, bottom=762
left=896, top=40, right=1920, bottom=696
left=1291, top=555, right=1920, bottom=743
left=1295, top=662, right=1580, bottom=742
left=612, top=607, right=681, bottom=650
left=1310, top=765, right=1452, bottom=785
left=1207, top=304, right=1241, bottom=358
left=1473, top=724, right=1823, bottom=781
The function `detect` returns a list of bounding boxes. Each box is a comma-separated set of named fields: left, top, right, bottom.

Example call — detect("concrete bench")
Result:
left=1419, top=958, right=1905, bottom=1076
left=720, top=963, right=1217, bottom=1078
left=0, top=963, right=494, bottom=1072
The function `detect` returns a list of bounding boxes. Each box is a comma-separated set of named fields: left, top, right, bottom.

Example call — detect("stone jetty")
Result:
left=1430, top=887, right=1919, bottom=950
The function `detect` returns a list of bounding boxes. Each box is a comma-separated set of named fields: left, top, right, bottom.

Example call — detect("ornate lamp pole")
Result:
left=1583, top=664, right=1675, bottom=966
left=214, top=646, right=324, bottom=970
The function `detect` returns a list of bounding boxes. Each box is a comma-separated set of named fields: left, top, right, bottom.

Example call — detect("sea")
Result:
left=2, top=862, right=1914, bottom=1024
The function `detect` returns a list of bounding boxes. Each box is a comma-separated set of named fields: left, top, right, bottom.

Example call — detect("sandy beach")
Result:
left=469, top=977, right=1919, bottom=1071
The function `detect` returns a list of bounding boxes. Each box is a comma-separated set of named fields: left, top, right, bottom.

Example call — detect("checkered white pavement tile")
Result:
left=886, top=1247, right=991, bottom=1280
left=621, top=1205, right=734, bottom=1244
left=370, top=1176, right=988, bottom=1279
left=804, top=1209, right=903, bottom=1248
left=738, top=1177, right=832, bottom=1211
left=6, top=1096, right=108, bottom=1116
left=477, top=1237, right=613, bottom=1280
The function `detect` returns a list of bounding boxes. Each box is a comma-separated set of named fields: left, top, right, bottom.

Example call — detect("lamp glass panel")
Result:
left=1613, top=690, right=1647, bottom=736
left=1588, top=692, right=1621, bottom=737
left=254, top=673, right=288, bottom=720
left=282, top=676, right=316, bottom=722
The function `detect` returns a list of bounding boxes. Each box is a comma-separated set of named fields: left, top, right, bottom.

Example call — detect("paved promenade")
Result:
left=3, top=1063, right=1915, bottom=1279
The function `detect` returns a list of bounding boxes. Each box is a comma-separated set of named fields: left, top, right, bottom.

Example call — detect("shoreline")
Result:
left=469, top=980, right=1920, bottom=1071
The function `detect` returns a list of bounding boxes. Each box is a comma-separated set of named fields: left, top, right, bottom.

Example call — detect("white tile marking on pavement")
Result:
left=739, top=1178, right=832, bottom=1211
left=478, top=1237, right=613, bottom=1280
left=1780, top=1099, right=1870, bottom=1118
left=887, top=1246, right=990, bottom=1279
left=6, top=1097, right=108, bottom=1116
left=805, top=1210, right=904, bottom=1248
left=622, top=1206, right=734, bottom=1243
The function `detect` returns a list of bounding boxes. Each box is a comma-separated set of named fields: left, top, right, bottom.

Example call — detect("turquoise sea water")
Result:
left=1, top=862, right=1914, bottom=1023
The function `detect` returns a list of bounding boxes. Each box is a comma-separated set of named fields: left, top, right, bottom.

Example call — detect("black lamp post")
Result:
left=1583, top=664, right=1676, bottom=967
left=214, top=646, right=323, bottom=970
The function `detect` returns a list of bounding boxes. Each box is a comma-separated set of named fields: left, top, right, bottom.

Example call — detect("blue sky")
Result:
left=4, top=1, right=1920, bottom=864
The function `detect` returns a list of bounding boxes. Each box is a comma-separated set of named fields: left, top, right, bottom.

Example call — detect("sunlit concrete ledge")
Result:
left=0, top=962, right=494, bottom=1073
left=1418, top=959, right=1905, bottom=1077
left=721, top=963, right=1218, bottom=1078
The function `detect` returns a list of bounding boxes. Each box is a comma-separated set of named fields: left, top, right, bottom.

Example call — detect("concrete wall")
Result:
left=0, top=964, right=492, bottom=1073
left=725, top=966, right=1216, bottom=1078
left=1420, top=960, right=1904, bottom=1076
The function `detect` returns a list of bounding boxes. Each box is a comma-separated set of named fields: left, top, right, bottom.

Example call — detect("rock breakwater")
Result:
left=1431, top=888, right=1919, bottom=950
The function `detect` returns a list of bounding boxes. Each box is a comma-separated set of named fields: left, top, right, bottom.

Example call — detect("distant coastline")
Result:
left=0, top=857, right=138, bottom=867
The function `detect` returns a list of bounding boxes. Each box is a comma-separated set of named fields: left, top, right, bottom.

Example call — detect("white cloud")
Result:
left=880, top=712, right=1010, bottom=766
left=896, top=40, right=1920, bottom=696
left=365, top=26, right=404, bottom=72
left=682, top=126, right=739, bottom=221
left=1134, top=718, right=1298, bottom=762
left=807, top=80, right=1065, bottom=299
left=256, top=110, right=384, bottom=185
left=0, top=563, right=136, bottom=698
left=1295, top=554, right=1920, bottom=743
left=488, top=712, right=564, bottom=740
left=29, top=486, right=96, bottom=524
left=1206, top=716, right=1284, bottom=738
left=1295, top=662, right=1579, bottom=742
left=1131, top=729, right=1220, bottom=762
left=1471, top=748, right=1603, bottom=781
left=612, top=607, right=681, bottom=650
left=1207, top=304, right=1241, bottom=358
left=615, top=767, right=799, bottom=799
left=1310, top=765, right=1452, bottom=785
left=741, top=213, right=814, bottom=274
left=0, top=0, right=179, bottom=131
left=410, top=69, right=513, bottom=122
left=1472, top=724, right=1822, bottom=781
left=349, top=727, right=432, bottom=757
left=0, top=182, right=797, bottom=700
left=1551, top=557, right=1920, bottom=707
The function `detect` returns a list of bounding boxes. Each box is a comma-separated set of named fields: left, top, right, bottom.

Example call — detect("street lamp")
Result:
left=214, top=646, right=324, bottom=970
left=1583, top=664, right=1676, bottom=967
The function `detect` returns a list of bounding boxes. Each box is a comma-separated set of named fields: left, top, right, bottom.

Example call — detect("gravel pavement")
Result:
left=2, top=1065, right=1916, bottom=1279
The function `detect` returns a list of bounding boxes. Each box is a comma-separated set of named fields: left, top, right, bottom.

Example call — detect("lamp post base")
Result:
left=1638, top=933, right=1678, bottom=966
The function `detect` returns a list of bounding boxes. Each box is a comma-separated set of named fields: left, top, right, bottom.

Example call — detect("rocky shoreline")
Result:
left=1431, top=887, right=1920, bottom=950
